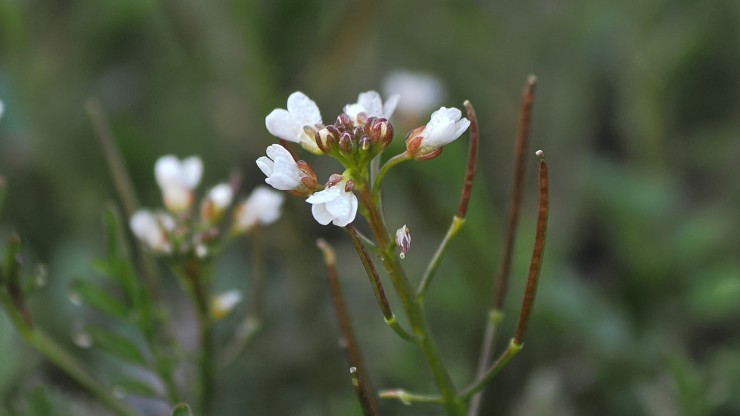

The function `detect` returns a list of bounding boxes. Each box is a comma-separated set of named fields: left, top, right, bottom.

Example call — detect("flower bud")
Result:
left=370, top=118, right=394, bottom=147
left=325, top=173, right=343, bottom=188
left=336, top=113, right=353, bottom=131
left=359, top=135, right=372, bottom=152
left=339, top=131, right=353, bottom=154
left=316, top=126, right=339, bottom=153
left=395, top=224, right=411, bottom=259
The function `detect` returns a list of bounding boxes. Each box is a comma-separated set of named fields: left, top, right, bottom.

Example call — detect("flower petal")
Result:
left=286, top=91, right=322, bottom=126
left=265, top=109, right=303, bottom=142
left=181, top=156, right=203, bottom=189
left=311, top=203, right=334, bottom=225
left=382, top=94, right=400, bottom=119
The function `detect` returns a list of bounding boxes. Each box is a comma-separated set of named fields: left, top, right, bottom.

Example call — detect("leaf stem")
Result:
left=345, top=224, right=414, bottom=342
left=357, top=185, right=464, bottom=416
left=317, top=239, right=379, bottom=416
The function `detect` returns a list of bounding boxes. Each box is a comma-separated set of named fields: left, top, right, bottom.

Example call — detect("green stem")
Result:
left=181, top=260, right=213, bottom=415
left=416, top=216, right=465, bottom=300
left=461, top=339, right=522, bottom=400
left=357, top=186, right=464, bottom=416
left=372, top=153, right=411, bottom=197
left=379, top=389, right=443, bottom=405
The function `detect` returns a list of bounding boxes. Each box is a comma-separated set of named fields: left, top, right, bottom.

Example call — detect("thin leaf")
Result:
left=69, top=279, right=129, bottom=320
left=86, top=325, right=148, bottom=366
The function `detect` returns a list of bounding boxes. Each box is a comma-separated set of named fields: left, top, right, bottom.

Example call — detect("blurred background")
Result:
left=1, top=0, right=739, bottom=414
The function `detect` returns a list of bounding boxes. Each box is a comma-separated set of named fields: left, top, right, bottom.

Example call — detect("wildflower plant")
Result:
left=261, top=79, right=549, bottom=415
left=1, top=100, right=285, bottom=416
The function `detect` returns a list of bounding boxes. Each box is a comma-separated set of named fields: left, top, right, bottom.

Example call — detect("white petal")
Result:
left=256, top=156, right=274, bottom=177
left=130, top=210, right=157, bottom=241
left=287, top=91, right=322, bottom=125
left=265, top=109, right=303, bottom=142
left=343, top=103, right=365, bottom=123
left=154, top=155, right=181, bottom=188
left=357, top=91, right=383, bottom=117
left=382, top=94, right=400, bottom=119
left=330, top=193, right=357, bottom=226
left=306, top=186, right=341, bottom=204
left=265, top=144, right=293, bottom=161
left=311, top=203, right=334, bottom=225
left=207, top=184, right=233, bottom=209
left=453, top=118, right=471, bottom=141
left=181, top=156, right=203, bottom=189
left=246, top=187, right=284, bottom=225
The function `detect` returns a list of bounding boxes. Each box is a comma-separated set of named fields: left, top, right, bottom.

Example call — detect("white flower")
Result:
left=421, top=107, right=470, bottom=147
left=306, top=179, right=358, bottom=227
left=155, top=155, right=203, bottom=213
left=265, top=92, right=323, bottom=153
left=343, top=91, right=400, bottom=125
left=210, top=290, right=242, bottom=320
left=234, top=186, right=285, bottom=232
left=256, top=144, right=305, bottom=191
left=383, top=70, right=444, bottom=118
left=205, top=183, right=233, bottom=211
left=129, top=210, right=176, bottom=253
left=201, top=183, right=233, bottom=223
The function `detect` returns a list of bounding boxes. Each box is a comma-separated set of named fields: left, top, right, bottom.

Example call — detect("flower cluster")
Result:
left=258, top=90, right=470, bottom=227
left=130, top=155, right=284, bottom=256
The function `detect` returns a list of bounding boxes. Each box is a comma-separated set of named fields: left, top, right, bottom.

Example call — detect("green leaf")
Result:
left=171, top=403, right=193, bottom=416
left=112, top=378, right=162, bottom=400
left=69, top=279, right=129, bottom=320
left=86, top=325, right=148, bottom=366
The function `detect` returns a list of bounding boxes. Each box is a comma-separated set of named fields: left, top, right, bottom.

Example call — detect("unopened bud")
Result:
left=335, top=113, right=353, bottom=131
left=344, top=179, right=355, bottom=193
left=371, top=118, right=394, bottom=147
left=395, top=224, right=411, bottom=259
left=316, top=127, right=337, bottom=153
left=405, top=126, right=442, bottom=160
left=326, top=173, right=343, bottom=188
left=339, top=132, right=352, bottom=154
left=359, top=135, right=371, bottom=152
left=355, top=111, right=368, bottom=125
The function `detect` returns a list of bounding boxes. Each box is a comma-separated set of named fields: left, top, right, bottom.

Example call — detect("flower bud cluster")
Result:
left=131, top=155, right=284, bottom=257
left=260, top=89, right=470, bottom=228
left=314, top=113, right=394, bottom=168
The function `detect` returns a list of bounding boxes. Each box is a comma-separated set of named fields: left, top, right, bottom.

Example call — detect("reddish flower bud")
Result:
left=339, top=132, right=352, bottom=154
left=335, top=113, right=353, bottom=131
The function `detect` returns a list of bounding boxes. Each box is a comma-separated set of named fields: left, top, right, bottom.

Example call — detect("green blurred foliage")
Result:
left=1, top=0, right=739, bottom=415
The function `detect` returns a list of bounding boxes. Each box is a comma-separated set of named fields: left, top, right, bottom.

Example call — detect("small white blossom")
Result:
left=343, top=91, right=400, bottom=125
left=129, top=210, right=175, bottom=253
left=155, top=155, right=203, bottom=213
left=306, top=179, right=358, bottom=227
left=210, top=290, right=242, bottom=320
left=256, top=144, right=304, bottom=191
left=206, top=183, right=233, bottom=210
left=265, top=92, right=323, bottom=153
left=420, top=107, right=470, bottom=147
left=234, top=186, right=285, bottom=232
left=383, top=70, right=444, bottom=119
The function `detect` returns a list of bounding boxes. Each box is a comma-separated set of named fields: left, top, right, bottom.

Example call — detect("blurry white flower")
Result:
left=406, top=107, right=470, bottom=159
left=234, top=186, right=285, bottom=233
left=306, top=179, right=357, bottom=227
left=155, top=155, right=203, bottom=213
left=195, top=243, right=209, bottom=258
left=383, top=70, right=444, bottom=119
left=210, top=290, right=242, bottom=320
left=343, top=91, right=399, bottom=125
left=130, top=210, right=175, bottom=253
left=201, top=183, right=233, bottom=223
left=395, top=224, right=411, bottom=259
left=257, top=144, right=317, bottom=193
left=265, top=92, right=323, bottom=154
